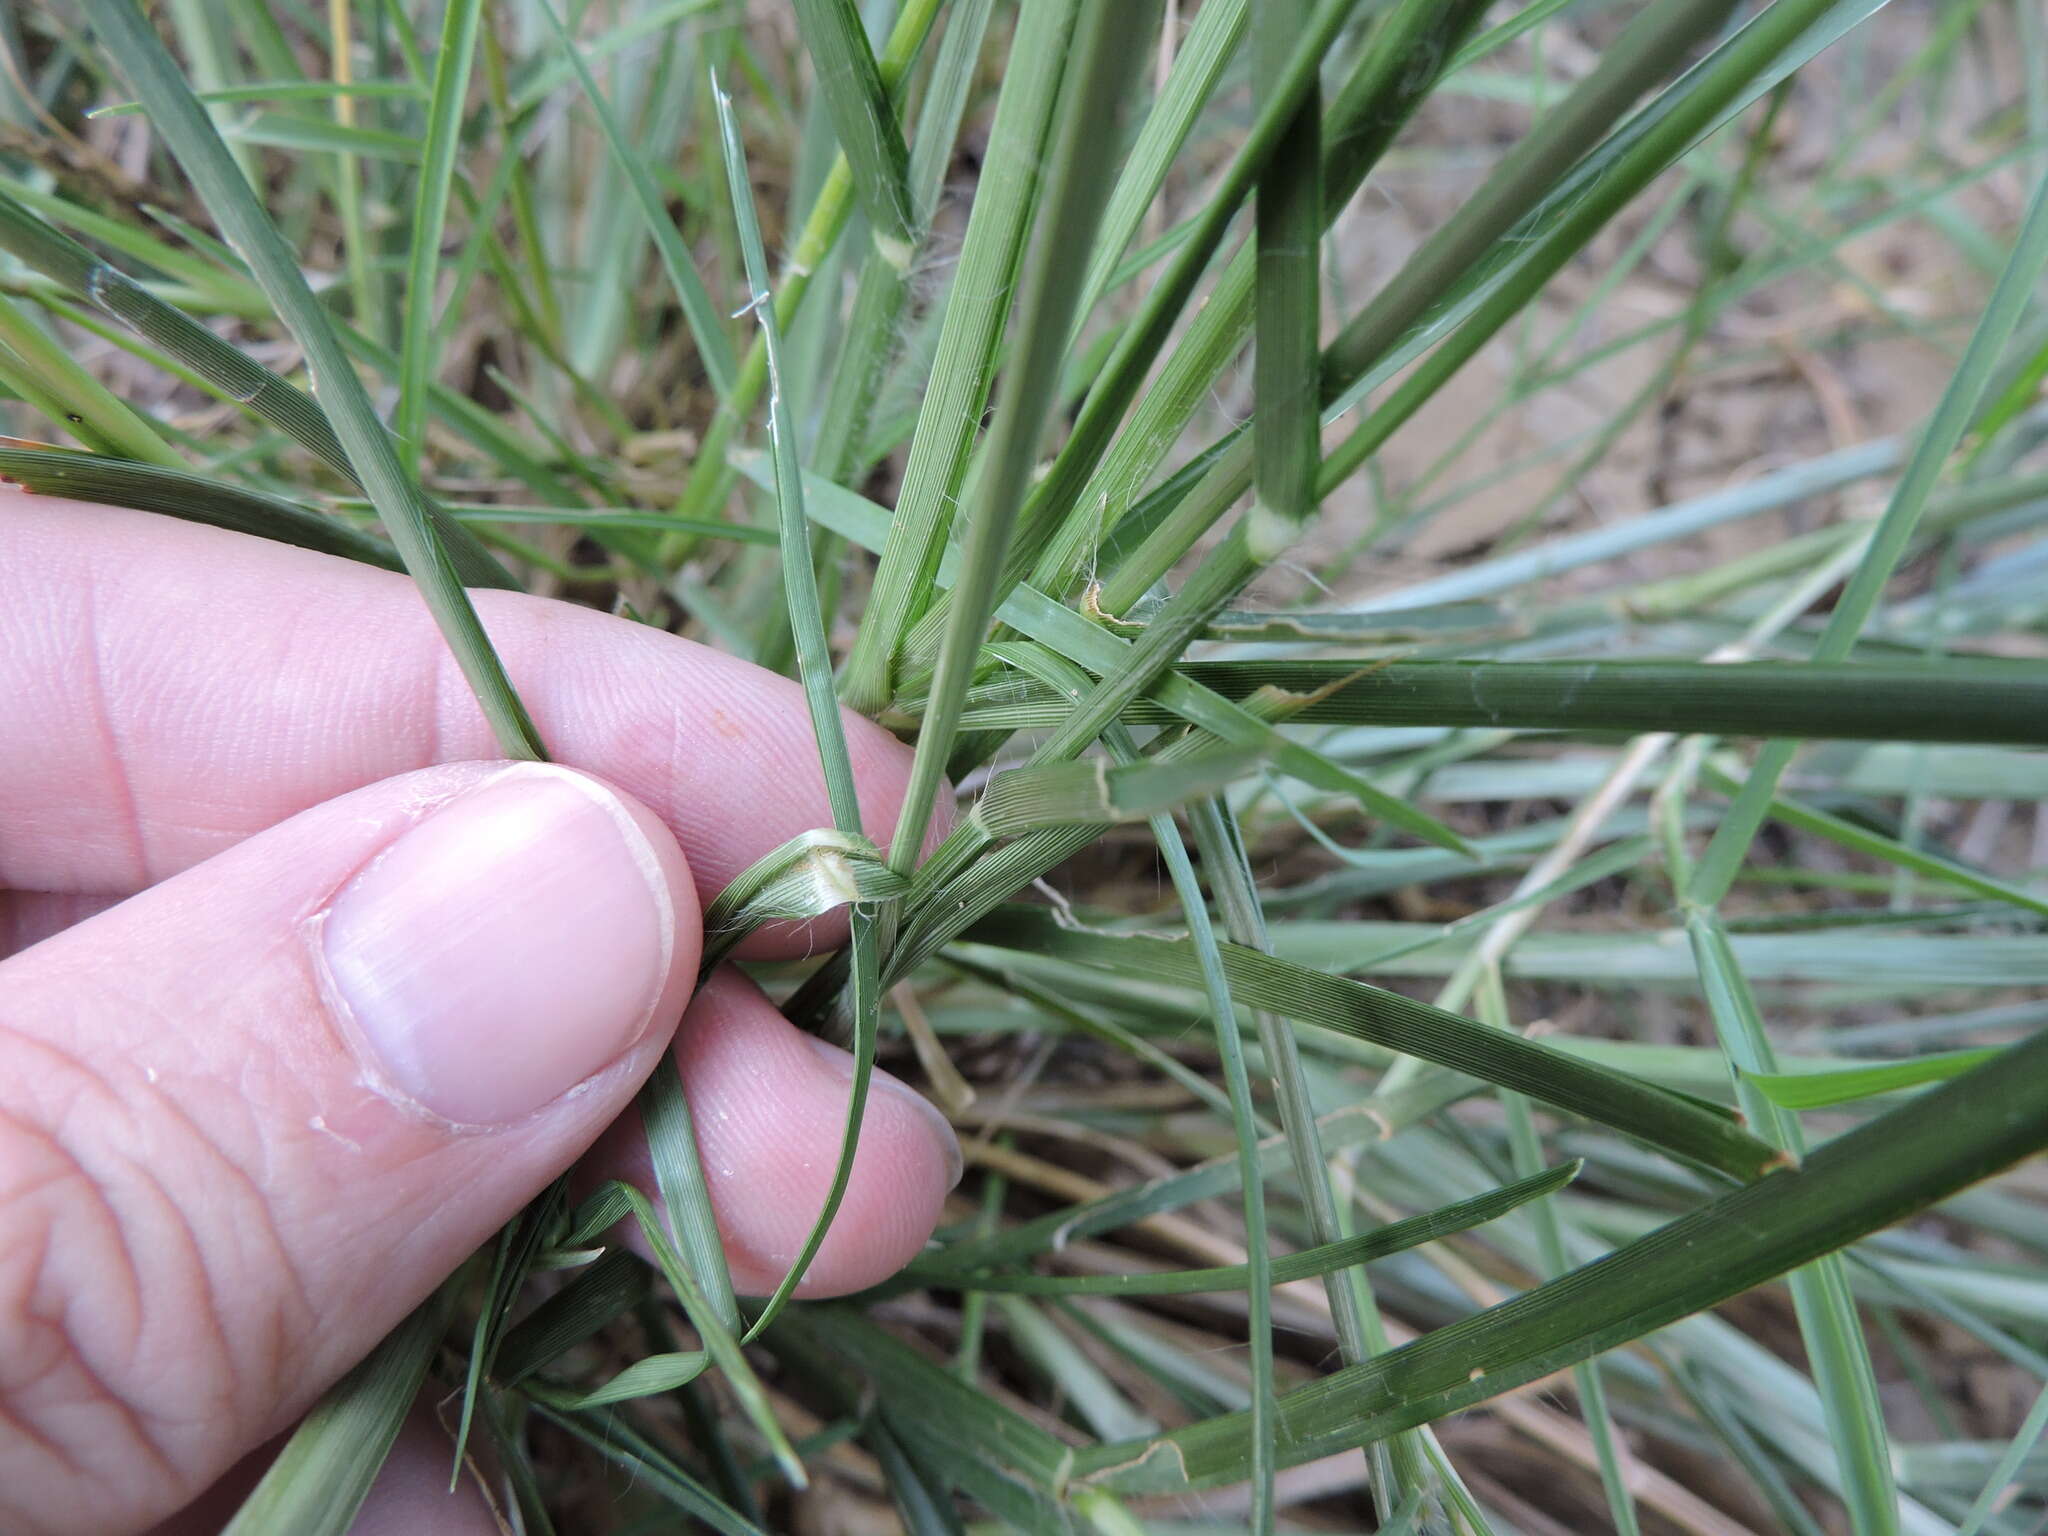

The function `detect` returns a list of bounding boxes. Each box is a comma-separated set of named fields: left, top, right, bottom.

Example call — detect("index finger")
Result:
left=0, top=495, right=939, bottom=952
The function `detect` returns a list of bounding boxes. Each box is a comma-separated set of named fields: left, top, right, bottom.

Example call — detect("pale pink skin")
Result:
left=0, top=496, right=960, bottom=1536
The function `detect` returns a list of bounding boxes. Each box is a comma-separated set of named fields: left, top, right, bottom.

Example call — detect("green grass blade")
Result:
left=1101, top=0, right=1846, bottom=615
left=977, top=0, right=1441, bottom=622
left=221, top=1290, right=449, bottom=1536
left=1685, top=909, right=1899, bottom=1535
left=1184, top=791, right=1397, bottom=1470
left=1316, top=0, right=1830, bottom=499
left=969, top=746, right=1266, bottom=836
left=1138, top=804, right=1276, bottom=1528
left=0, top=447, right=403, bottom=568
left=83, top=0, right=542, bottom=757
left=1450, top=0, right=1582, bottom=71
left=448, top=1188, right=560, bottom=1481
left=1696, top=762, right=2048, bottom=918
left=529, top=1350, right=710, bottom=1410
left=769, top=455, right=1474, bottom=853
left=530, top=1400, right=767, bottom=1535
left=389, top=503, right=767, bottom=541
left=636, top=1052, right=738, bottom=1331
left=1320, top=0, right=1740, bottom=405
left=494, top=1249, right=651, bottom=1386
left=1022, top=0, right=1488, bottom=607
left=708, top=72, right=891, bottom=1337
left=7, top=112, right=519, bottom=598
left=771, top=1303, right=1074, bottom=1492
left=864, top=1415, right=969, bottom=1536
left=534, top=0, right=736, bottom=404
left=1071, top=0, right=1245, bottom=327
left=0, top=291, right=181, bottom=464
left=0, top=189, right=343, bottom=462
left=809, top=0, right=993, bottom=485
left=1955, top=1381, right=2048, bottom=1536
left=226, top=110, right=424, bottom=164
left=884, top=0, right=1157, bottom=868
left=951, top=657, right=2048, bottom=745
left=0, top=174, right=260, bottom=299
left=1963, top=328, right=2048, bottom=468
left=393, top=0, right=482, bottom=459
left=992, top=1296, right=1155, bottom=1443
left=835, top=0, right=1082, bottom=713
left=1688, top=150, right=2048, bottom=908
left=610, top=1183, right=804, bottom=1486
left=502, top=0, right=725, bottom=115
left=1747, top=1050, right=2001, bottom=1111
left=712, top=75, right=868, bottom=883
left=480, top=29, right=565, bottom=358
left=1486, top=978, right=1641, bottom=1536
left=324, top=0, right=384, bottom=340
left=969, top=905, right=1777, bottom=1181
left=1073, top=1023, right=2048, bottom=1493
left=912, top=1101, right=1410, bottom=1282
left=1246, top=0, right=1320, bottom=562
left=660, top=0, right=942, bottom=549
left=913, top=1160, right=1579, bottom=1295
left=985, top=637, right=1280, bottom=1519
left=790, top=0, right=913, bottom=253
left=93, top=78, right=427, bottom=114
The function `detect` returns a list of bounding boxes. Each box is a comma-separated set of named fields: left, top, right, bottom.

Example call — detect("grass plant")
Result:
left=19, top=0, right=2048, bottom=1529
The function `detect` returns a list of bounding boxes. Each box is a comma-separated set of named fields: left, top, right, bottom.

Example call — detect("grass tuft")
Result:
left=27, top=1, right=2048, bottom=1529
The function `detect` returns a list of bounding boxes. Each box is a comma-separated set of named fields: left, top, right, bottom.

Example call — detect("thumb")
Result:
left=0, top=760, right=697, bottom=1536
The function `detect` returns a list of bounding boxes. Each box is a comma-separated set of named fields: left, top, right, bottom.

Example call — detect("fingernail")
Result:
left=321, top=764, right=680, bottom=1125
left=805, top=1037, right=964, bottom=1190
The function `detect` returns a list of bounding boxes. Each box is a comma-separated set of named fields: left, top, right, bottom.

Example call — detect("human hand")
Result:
left=0, top=496, right=963, bottom=1534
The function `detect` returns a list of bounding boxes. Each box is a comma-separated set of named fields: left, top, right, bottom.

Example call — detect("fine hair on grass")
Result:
left=21, top=0, right=2048, bottom=1530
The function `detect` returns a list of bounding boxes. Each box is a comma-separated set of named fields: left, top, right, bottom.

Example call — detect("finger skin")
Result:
left=0, top=763, right=959, bottom=1535
left=0, top=762, right=697, bottom=1535
left=0, top=494, right=938, bottom=953
left=342, top=1404, right=508, bottom=1536
left=589, top=970, right=961, bottom=1298
left=0, top=892, right=117, bottom=959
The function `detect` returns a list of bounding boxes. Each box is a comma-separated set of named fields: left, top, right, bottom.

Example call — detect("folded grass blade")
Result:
left=712, top=72, right=887, bottom=1335
left=393, top=0, right=481, bottom=458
